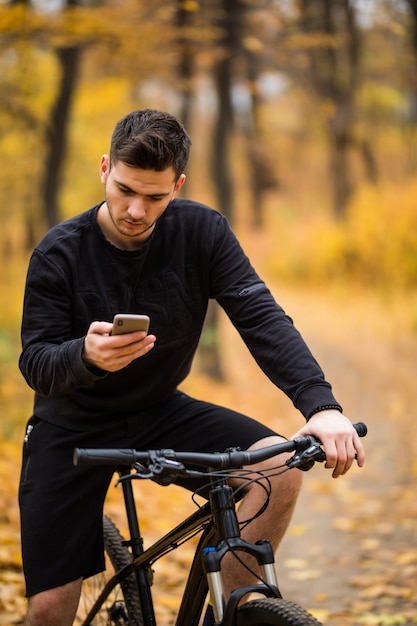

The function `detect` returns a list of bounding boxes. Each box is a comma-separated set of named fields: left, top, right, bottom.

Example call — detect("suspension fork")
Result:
left=202, top=477, right=281, bottom=624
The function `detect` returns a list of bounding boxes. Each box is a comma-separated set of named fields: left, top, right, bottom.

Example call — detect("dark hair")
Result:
left=109, top=109, right=191, bottom=180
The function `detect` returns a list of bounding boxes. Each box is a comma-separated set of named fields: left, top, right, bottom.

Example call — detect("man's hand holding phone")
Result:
left=82, top=314, right=155, bottom=372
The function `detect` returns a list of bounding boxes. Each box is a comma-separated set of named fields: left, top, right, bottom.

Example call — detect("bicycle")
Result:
left=73, top=422, right=367, bottom=626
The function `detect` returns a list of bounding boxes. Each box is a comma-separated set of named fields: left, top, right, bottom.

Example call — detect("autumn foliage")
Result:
left=1, top=0, right=417, bottom=624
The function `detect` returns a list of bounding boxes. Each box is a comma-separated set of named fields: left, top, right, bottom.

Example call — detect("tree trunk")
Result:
left=298, top=0, right=365, bottom=217
left=202, top=58, right=228, bottom=378
left=174, top=0, right=225, bottom=380
left=200, top=0, right=244, bottom=380
left=243, top=47, right=279, bottom=229
left=406, top=0, right=417, bottom=118
left=176, top=0, right=195, bottom=199
left=212, top=58, right=234, bottom=222
left=43, top=44, right=81, bottom=228
left=211, top=0, right=245, bottom=222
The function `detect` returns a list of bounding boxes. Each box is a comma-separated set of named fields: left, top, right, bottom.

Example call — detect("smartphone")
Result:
left=112, top=314, right=150, bottom=335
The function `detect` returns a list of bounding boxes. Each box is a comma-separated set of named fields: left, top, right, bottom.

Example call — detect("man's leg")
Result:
left=24, top=578, right=83, bottom=626
left=19, top=419, right=117, bottom=626
left=222, top=435, right=303, bottom=597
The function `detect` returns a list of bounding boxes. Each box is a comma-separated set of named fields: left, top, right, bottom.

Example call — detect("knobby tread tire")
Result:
left=76, top=515, right=143, bottom=625
left=236, top=597, right=323, bottom=626
left=102, top=515, right=143, bottom=625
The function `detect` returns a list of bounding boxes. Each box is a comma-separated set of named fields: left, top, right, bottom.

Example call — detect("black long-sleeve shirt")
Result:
left=19, top=199, right=341, bottom=431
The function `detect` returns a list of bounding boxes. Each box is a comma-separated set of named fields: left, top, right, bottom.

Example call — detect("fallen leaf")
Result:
left=359, top=584, right=413, bottom=600
left=288, top=523, right=308, bottom=537
left=308, top=608, right=330, bottom=622
left=288, top=569, right=322, bottom=581
left=358, top=613, right=408, bottom=625
left=283, top=558, right=309, bottom=569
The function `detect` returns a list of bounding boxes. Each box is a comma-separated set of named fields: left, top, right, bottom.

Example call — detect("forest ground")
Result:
left=0, top=284, right=416, bottom=625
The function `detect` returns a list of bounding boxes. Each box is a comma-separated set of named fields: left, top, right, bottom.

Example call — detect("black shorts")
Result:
left=19, top=390, right=277, bottom=596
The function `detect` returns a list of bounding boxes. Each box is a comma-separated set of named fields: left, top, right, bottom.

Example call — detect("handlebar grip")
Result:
left=353, top=422, right=367, bottom=437
left=74, top=448, right=138, bottom=466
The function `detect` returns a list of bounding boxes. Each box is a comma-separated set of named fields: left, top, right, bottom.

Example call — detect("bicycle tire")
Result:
left=236, top=598, right=322, bottom=626
left=75, top=515, right=143, bottom=625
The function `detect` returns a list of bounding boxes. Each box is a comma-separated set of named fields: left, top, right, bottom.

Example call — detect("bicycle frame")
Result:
left=81, top=471, right=213, bottom=626
left=81, top=468, right=281, bottom=626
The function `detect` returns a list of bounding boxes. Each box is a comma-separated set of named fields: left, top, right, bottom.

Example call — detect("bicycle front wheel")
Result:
left=75, top=515, right=143, bottom=625
left=236, top=598, right=322, bottom=626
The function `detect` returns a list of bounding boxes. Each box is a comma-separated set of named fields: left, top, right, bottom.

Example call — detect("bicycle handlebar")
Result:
left=73, top=422, right=367, bottom=471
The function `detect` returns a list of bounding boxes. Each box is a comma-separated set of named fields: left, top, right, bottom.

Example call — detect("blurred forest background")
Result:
left=1, top=0, right=417, bottom=435
left=1, top=0, right=417, bottom=624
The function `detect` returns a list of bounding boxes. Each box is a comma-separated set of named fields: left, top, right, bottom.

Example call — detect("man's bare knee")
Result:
left=236, top=436, right=303, bottom=545
left=245, top=436, right=303, bottom=495
left=222, top=436, right=303, bottom=596
left=25, top=578, right=82, bottom=626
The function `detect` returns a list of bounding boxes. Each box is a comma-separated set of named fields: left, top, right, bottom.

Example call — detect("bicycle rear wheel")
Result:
left=236, top=598, right=322, bottom=625
left=75, top=515, right=143, bottom=625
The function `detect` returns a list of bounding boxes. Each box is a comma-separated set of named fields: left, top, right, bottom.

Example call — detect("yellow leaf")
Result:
left=288, top=523, right=308, bottom=537
left=288, top=569, right=322, bottom=581
left=360, top=537, right=380, bottom=551
left=395, top=550, right=417, bottom=565
left=359, top=584, right=413, bottom=600
left=283, top=558, right=309, bottom=569
left=313, top=592, right=328, bottom=602
left=308, top=608, right=329, bottom=622
left=358, top=613, right=408, bottom=625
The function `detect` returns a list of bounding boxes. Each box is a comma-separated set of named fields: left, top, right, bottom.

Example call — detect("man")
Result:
left=19, top=108, right=365, bottom=625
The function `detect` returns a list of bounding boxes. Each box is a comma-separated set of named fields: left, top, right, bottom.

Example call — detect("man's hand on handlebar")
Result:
left=291, top=410, right=366, bottom=478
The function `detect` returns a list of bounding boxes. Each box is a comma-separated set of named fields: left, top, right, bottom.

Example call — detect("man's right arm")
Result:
left=20, top=252, right=157, bottom=399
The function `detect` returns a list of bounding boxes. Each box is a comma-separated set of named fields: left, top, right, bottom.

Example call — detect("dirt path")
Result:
left=271, top=288, right=417, bottom=624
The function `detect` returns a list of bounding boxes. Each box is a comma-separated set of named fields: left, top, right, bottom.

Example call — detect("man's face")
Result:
left=99, top=156, right=185, bottom=249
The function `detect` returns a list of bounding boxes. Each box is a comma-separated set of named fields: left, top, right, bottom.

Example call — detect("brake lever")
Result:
left=147, top=451, right=188, bottom=486
left=286, top=439, right=326, bottom=471
left=115, top=451, right=188, bottom=486
left=115, top=463, right=153, bottom=485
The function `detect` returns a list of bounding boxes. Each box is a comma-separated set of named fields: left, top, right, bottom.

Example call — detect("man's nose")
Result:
left=127, top=198, right=146, bottom=220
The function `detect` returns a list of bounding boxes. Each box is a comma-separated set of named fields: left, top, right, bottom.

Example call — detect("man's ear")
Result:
left=174, top=173, right=186, bottom=194
left=99, top=155, right=110, bottom=184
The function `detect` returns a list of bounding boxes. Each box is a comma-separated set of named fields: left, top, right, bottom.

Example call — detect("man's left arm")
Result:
left=208, top=216, right=365, bottom=476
